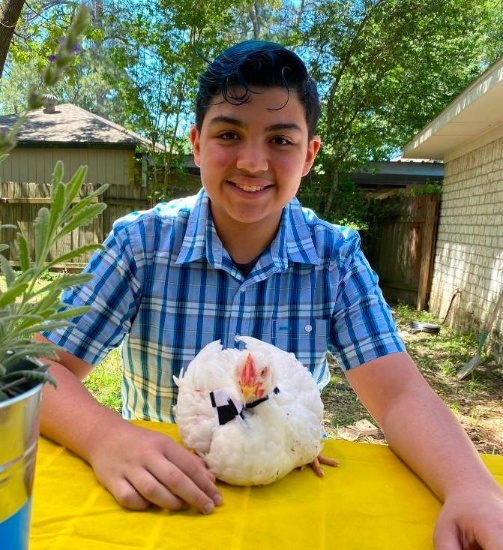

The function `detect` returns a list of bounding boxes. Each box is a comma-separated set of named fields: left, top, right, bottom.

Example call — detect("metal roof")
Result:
left=347, top=159, right=443, bottom=189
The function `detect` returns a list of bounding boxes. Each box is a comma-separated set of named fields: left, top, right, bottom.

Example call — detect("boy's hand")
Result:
left=87, top=422, right=223, bottom=514
left=433, top=487, right=503, bottom=550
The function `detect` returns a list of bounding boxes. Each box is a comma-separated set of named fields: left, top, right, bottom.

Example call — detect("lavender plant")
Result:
left=0, top=5, right=105, bottom=401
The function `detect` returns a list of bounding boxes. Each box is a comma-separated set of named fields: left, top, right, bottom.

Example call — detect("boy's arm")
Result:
left=37, top=336, right=222, bottom=514
left=346, top=351, right=503, bottom=549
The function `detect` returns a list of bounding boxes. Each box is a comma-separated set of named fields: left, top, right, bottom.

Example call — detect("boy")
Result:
left=39, top=41, right=503, bottom=547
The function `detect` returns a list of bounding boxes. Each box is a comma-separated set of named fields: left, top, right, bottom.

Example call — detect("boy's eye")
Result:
left=217, top=131, right=239, bottom=140
left=271, top=136, right=292, bottom=146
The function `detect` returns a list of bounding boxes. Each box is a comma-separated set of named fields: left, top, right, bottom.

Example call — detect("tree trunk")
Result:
left=0, top=0, right=25, bottom=79
left=322, top=165, right=339, bottom=218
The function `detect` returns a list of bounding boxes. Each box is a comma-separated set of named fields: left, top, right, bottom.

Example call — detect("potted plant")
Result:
left=0, top=160, right=107, bottom=549
left=0, top=7, right=102, bottom=547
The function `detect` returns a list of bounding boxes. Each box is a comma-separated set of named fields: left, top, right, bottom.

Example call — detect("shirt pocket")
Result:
left=270, top=316, right=330, bottom=374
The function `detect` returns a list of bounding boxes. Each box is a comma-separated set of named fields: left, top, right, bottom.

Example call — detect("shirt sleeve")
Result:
left=42, top=217, right=144, bottom=365
left=329, top=228, right=405, bottom=370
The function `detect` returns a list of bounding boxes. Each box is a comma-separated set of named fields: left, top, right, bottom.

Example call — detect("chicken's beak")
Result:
left=240, top=384, right=259, bottom=402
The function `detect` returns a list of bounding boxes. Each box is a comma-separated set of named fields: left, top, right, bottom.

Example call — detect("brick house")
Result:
left=403, top=56, right=503, bottom=361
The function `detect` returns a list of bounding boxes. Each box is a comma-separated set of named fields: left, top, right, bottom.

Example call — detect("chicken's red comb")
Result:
left=240, top=353, right=256, bottom=384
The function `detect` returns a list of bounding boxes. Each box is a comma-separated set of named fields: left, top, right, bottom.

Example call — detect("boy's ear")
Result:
left=302, top=136, right=321, bottom=177
left=189, top=125, right=201, bottom=166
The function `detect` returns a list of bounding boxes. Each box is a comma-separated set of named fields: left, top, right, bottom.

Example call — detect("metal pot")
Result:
left=0, top=380, right=43, bottom=550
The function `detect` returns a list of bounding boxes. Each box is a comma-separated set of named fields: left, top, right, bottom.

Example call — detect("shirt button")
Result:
left=304, top=324, right=313, bottom=333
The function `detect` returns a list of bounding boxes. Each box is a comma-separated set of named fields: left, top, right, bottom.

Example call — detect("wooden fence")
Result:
left=363, top=194, right=440, bottom=310
left=0, top=181, right=197, bottom=270
left=2, top=183, right=441, bottom=310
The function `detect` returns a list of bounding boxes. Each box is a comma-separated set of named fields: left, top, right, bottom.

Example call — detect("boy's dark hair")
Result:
left=195, top=41, right=320, bottom=138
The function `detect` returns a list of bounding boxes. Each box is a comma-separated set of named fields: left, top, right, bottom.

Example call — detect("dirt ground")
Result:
left=322, top=315, right=503, bottom=455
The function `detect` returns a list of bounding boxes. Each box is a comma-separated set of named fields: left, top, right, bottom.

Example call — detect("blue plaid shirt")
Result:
left=44, top=189, right=404, bottom=422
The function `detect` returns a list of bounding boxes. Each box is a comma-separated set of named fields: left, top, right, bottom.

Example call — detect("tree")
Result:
left=100, top=0, right=253, bottom=196
left=298, top=0, right=499, bottom=218
left=0, top=0, right=25, bottom=78
left=2, top=0, right=502, bottom=219
left=484, top=0, right=503, bottom=63
left=0, top=1, right=113, bottom=116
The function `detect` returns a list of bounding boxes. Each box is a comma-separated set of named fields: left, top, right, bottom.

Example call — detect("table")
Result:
left=30, top=421, right=503, bottom=550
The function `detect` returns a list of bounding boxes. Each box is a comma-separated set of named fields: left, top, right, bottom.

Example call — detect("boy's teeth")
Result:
left=238, top=185, right=264, bottom=192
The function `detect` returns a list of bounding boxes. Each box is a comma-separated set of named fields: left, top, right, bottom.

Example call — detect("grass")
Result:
left=322, top=304, right=503, bottom=454
left=84, top=348, right=122, bottom=413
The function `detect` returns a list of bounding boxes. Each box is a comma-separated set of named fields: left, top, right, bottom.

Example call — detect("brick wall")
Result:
left=429, top=137, right=503, bottom=361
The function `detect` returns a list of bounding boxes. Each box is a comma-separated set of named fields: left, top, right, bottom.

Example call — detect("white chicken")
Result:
left=174, top=336, right=327, bottom=486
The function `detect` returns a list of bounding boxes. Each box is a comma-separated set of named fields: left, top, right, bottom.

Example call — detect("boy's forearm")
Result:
left=346, top=353, right=500, bottom=503
left=381, top=388, right=499, bottom=502
left=40, top=361, right=125, bottom=464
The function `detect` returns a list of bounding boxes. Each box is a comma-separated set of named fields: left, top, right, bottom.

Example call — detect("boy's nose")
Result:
left=236, top=142, right=268, bottom=173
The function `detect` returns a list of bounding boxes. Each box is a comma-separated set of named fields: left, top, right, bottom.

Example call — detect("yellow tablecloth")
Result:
left=30, top=421, right=503, bottom=550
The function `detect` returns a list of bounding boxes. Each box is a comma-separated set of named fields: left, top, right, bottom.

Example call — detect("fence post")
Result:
left=417, top=195, right=440, bottom=310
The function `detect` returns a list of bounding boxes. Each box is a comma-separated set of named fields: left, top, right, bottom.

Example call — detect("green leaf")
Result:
left=16, top=320, right=75, bottom=335
left=0, top=283, right=30, bottom=308
left=0, top=309, right=42, bottom=320
left=53, top=273, right=94, bottom=289
left=16, top=233, right=31, bottom=271
left=48, top=178, right=67, bottom=236
left=0, top=254, right=16, bottom=286
left=64, top=165, right=88, bottom=206
left=51, top=160, right=64, bottom=191
left=58, top=203, right=107, bottom=239
left=80, top=183, right=108, bottom=202
left=62, top=183, right=108, bottom=221
left=47, top=305, right=90, bottom=321
left=33, top=207, right=51, bottom=264
left=0, top=313, right=45, bottom=328
left=45, top=244, right=103, bottom=270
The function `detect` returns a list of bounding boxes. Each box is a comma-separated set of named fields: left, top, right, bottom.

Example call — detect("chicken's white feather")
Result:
left=174, top=336, right=325, bottom=485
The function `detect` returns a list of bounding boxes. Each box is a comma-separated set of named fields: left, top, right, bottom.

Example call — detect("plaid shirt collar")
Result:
left=177, top=189, right=320, bottom=270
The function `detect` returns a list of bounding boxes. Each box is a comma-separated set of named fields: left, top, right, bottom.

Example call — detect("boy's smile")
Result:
left=190, top=87, right=321, bottom=262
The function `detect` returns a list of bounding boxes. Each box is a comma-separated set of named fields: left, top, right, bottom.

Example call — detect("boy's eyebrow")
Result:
left=207, top=115, right=303, bottom=133
left=266, top=122, right=303, bottom=133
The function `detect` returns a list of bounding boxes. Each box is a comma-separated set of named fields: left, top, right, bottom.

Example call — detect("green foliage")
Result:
left=298, top=175, right=370, bottom=228
left=0, top=4, right=91, bottom=152
left=0, top=4, right=103, bottom=401
left=305, top=0, right=497, bottom=216
left=84, top=347, right=122, bottom=412
left=101, top=0, right=241, bottom=193
left=364, top=184, right=442, bottom=228
left=0, top=161, right=107, bottom=400
left=407, top=182, right=443, bottom=197
left=2, top=1, right=502, bottom=204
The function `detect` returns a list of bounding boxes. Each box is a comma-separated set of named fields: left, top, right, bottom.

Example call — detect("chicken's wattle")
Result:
left=173, top=336, right=326, bottom=486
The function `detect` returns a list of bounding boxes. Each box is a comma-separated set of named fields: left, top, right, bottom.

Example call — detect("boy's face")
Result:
left=190, top=86, right=321, bottom=240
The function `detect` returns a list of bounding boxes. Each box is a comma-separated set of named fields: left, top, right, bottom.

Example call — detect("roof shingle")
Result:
left=0, top=103, right=152, bottom=148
